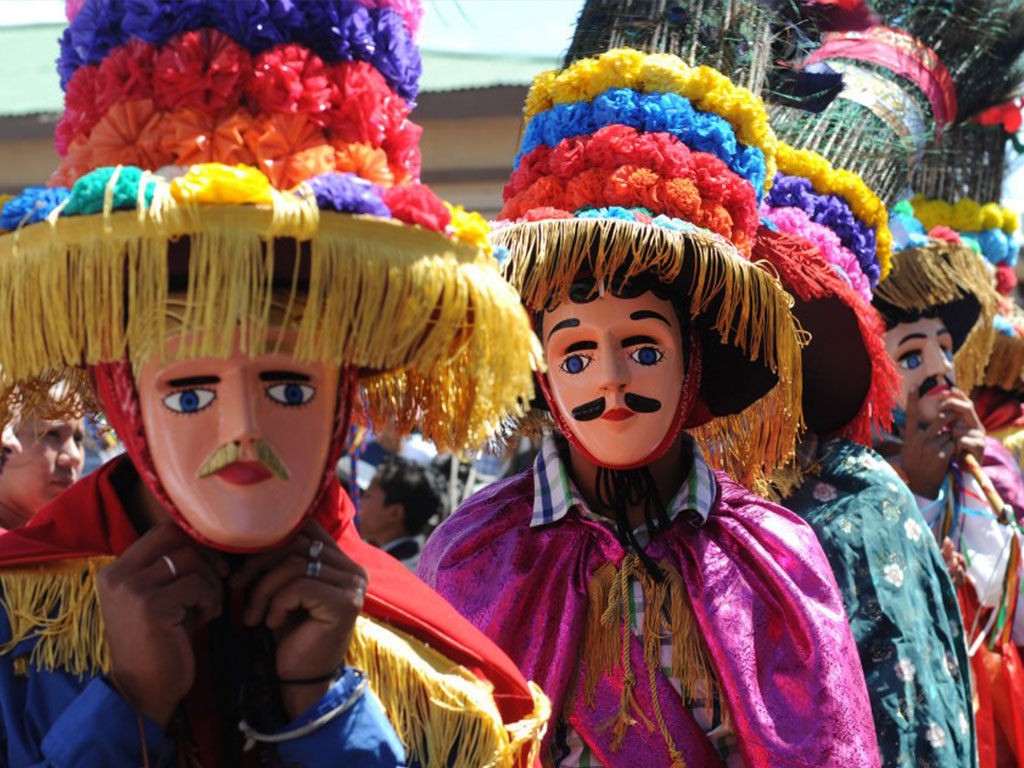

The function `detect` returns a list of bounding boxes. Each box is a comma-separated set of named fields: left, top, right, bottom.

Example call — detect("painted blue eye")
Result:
left=163, top=388, right=215, bottom=414
left=629, top=347, right=664, bottom=366
left=267, top=383, right=315, bottom=406
left=900, top=354, right=922, bottom=371
left=560, top=354, right=591, bottom=375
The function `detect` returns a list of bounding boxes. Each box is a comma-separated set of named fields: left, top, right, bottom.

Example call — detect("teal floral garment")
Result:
left=785, top=439, right=977, bottom=768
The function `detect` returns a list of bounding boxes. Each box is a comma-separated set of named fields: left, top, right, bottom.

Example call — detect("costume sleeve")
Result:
left=274, top=667, right=408, bottom=767
left=36, top=678, right=172, bottom=767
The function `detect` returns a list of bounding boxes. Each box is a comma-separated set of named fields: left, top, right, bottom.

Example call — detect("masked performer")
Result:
left=0, top=1, right=549, bottom=765
left=759, top=144, right=977, bottom=767
left=420, top=49, right=879, bottom=767
left=872, top=227, right=1024, bottom=768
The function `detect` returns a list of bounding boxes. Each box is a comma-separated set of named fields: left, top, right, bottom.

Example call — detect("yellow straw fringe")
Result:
left=492, top=218, right=803, bottom=483
left=985, top=331, right=1024, bottom=392
left=578, top=555, right=720, bottom=768
left=873, top=240, right=998, bottom=394
left=0, top=206, right=541, bottom=453
left=0, top=561, right=550, bottom=768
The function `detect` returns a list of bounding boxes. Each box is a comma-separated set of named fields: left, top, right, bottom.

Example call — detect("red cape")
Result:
left=0, top=455, right=537, bottom=724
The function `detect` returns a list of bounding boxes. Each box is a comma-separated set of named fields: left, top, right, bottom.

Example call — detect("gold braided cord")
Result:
left=0, top=206, right=541, bottom=454
left=492, top=217, right=803, bottom=484
left=873, top=240, right=998, bottom=394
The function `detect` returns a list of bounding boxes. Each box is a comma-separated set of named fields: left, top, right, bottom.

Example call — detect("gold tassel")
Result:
left=0, top=563, right=550, bottom=768
left=0, top=205, right=541, bottom=455
left=579, top=555, right=723, bottom=766
left=492, top=218, right=804, bottom=484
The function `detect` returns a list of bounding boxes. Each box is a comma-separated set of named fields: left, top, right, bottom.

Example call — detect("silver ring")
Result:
left=308, top=540, right=324, bottom=559
left=306, top=559, right=322, bottom=579
left=161, top=554, right=178, bottom=579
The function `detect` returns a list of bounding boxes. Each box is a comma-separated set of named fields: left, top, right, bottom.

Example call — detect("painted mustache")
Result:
left=919, top=375, right=954, bottom=398
left=570, top=393, right=664, bottom=421
left=197, top=440, right=290, bottom=481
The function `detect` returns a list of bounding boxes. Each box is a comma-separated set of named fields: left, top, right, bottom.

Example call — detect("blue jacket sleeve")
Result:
left=274, top=668, right=408, bottom=767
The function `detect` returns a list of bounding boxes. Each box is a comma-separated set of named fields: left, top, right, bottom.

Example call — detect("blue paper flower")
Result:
left=977, top=228, right=1013, bottom=265
left=303, top=172, right=390, bottom=217
left=67, top=0, right=125, bottom=65
left=121, top=0, right=208, bottom=45
left=516, top=89, right=767, bottom=200
left=1, top=187, right=71, bottom=230
left=57, top=28, right=82, bottom=90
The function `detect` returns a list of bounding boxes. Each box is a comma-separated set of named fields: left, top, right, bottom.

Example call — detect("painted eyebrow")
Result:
left=565, top=341, right=597, bottom=353
left=897, top=332, right=927, bottom=346
left=547, top=317, right=580, bottom=341
left=622, top=334, right=657, bottom=347
left=259, top=370, right=312, bottom=382
left=629, top=310, right=672, bottom=326
left=168, top=375, right=220, bottom=387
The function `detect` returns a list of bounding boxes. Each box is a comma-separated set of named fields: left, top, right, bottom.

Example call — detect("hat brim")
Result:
left=0, top=206, right=540, bottom=453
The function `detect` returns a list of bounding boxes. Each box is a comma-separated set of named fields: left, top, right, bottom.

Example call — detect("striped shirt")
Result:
left=532, top=435, right=743, bottom=767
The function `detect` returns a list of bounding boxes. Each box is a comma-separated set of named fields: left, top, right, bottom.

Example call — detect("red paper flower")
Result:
left=383, top=118, right=422, bottom=185
left=996, top=264, right=1018, bottom=295
left=88, top=99, right=167, bottom=171
left=928, top=225, right=961, bottom=244
left=96, top=39, right=156, bottom=117
left=325, top=61, right=399, bottom=145
left=382, top=183, right=451, bottom=232
left=246, top=44, right=335, bottom=124
left=58, top=64, right=102, bottom=155
left=153, top=30, right=251, bottom=116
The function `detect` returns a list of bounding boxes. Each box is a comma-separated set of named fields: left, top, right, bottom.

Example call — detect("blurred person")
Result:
left=0, top=412, right=84, bottom=531
left=358, top=457, right=446, bottom=571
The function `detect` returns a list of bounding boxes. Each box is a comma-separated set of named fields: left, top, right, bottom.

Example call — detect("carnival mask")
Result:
left=136, top=330, right=340, bottom=550
left=541, top=290, right=686, bottom=469
left=883, top=316, right=956, bottom=425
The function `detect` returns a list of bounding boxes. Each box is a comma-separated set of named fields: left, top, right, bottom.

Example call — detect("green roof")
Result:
left=0, top=24, right=556, bottom=117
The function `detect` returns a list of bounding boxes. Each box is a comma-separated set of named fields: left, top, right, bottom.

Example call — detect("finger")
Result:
left=264, top=577, right=364, bottom=631
left=905, top=389, right=921, bottom=433
left=299, top=520, right=366, bottom=576
left=110, top=522, right=194, bottom=573
left=139, top=545, right=227, bottom=589
left=244, top=554, right=308, bottom=626
left=923, top=411, right=957, bottom=439
left=156, top=573, right=224, bottom=625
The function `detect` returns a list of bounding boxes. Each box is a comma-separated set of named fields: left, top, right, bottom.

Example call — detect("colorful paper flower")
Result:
left=169, top=163, right=274, bottom=205
left=0, top=187, right=71, bottom=230
left=302, top=172, right=390, bottom=217
left=246, top=44, right=336, bottom=122
left=244, top=112, right=336, bottom=190
left=152, top=29, right=251, bottom=115
left=62, top=165, right=157, bottom=216
left=382, top=183, right=450, bottom=231
left=334, top=141, right=395, bottom=187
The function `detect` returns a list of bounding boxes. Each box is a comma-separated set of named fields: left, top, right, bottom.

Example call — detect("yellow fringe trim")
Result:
left=0, top=205, right=542, bottom=453
left=0, top=560, right=550, bottom=768
left=873, top=240, right=997, bottom=394
left=577, top=555, right=720, bottom=768
left=993, top=426, right=1024, bottom=476
left=985, top=330, right=1024, bottom=392
left=492, top=217, right=803, bottom=484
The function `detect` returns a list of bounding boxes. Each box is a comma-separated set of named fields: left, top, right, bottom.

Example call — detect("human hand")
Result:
left=230, top=520, right=367, bottom=720
left=941, top=388, right=986, bottom=464
left=941, top=536, right=967, bottom=588
left=901, top=389, right=956, bottom=499
left=97, top=522, right=227, bottom=728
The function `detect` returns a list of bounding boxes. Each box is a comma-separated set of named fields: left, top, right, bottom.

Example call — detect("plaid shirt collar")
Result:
left=531, top=434, right=716, bottom=530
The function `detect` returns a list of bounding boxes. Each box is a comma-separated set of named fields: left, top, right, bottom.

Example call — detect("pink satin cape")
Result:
left=419, top=469, right=880, bottom=767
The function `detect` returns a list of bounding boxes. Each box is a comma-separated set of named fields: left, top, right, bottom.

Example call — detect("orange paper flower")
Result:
left=333, top=141, right=395, bottom=188
left=244, top=112, right=335, bottom=189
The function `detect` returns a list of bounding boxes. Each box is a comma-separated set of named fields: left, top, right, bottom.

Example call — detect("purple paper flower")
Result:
left=57, top=28, right=82, bottom=90
left=367, top=7, right=420, bottom=102
left=67, top=0, right=125, bottom=64
left=207, top=0, right=300, bottom=54
left=300, top=1, right=376, bottom=63
left=304, top=172, right=391, bottom=217
left=121, top=0, right=208, bottom=46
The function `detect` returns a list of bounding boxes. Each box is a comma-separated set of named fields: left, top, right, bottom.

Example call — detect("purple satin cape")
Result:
left=420, top=470, right=880, bottom=767
left=982, top=435, right=1024, bottom=524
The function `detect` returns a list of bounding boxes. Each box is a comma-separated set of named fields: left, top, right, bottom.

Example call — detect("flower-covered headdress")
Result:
left=872, top=218, right=999, bottom=394
left=909, top=194, right=1019, bottom=294
left=492, top=48, right=804, bottom=483
left=0, top=0, right=538, bottom=467
left=756, top=144, right=897, bottom=445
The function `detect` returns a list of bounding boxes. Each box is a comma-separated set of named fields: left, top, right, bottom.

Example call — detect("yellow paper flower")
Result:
left=522, top=48, right=778, bottom=187
left=170, top=163, right=274, bottom=205
left=774, top=143, right=892, bottom=278
left=444, top=202, right=492, bottom=255
left=910, top=194, right=1018, bottom=235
